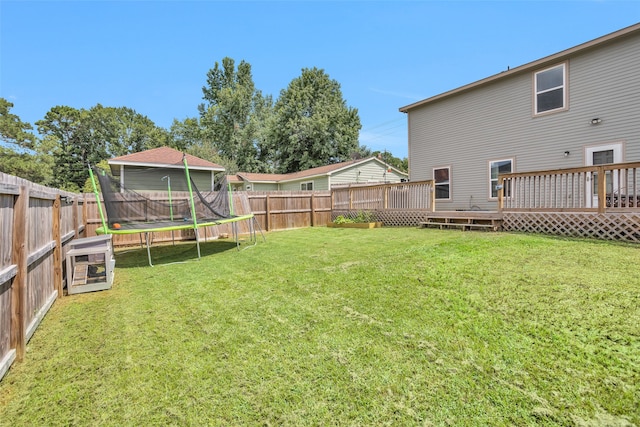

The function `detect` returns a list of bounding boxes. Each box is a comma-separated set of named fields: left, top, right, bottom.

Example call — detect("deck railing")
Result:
left=332, top=180, right=435, bottom=212
left=499, top=162, right=640, bottom=213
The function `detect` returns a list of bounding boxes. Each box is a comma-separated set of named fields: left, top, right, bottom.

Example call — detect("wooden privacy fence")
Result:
left=247, top=191, right=331, bottom=231
left=498, top=162, right=640, bottom=241
left=0, top=172, right=84, bottom=382
left=331, top=181, right=435, bottom=226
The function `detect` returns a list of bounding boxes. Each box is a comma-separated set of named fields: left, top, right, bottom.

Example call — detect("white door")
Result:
left=585, top=143, right=623, bottom=208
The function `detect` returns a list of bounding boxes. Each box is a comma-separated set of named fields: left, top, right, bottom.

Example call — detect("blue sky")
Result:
left=1, top=1, right=639, bottom=159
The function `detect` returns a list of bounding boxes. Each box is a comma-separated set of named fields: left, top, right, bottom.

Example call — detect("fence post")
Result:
left=11, top=185, right=28, bottom=362
left=330, top=190, right=334, bottom=217
left=73, top=196, right=79, bottom=238
left=265, top=194, right=271, bottom=232
left=53, top=195, right=63, bottom=299
left=310, top=193, right=315, bottom=227
left=82, top=194, right=88, bottom=237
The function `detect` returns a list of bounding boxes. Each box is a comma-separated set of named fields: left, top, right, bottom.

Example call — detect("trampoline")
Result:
left=90, top=154, right=264, bottom=266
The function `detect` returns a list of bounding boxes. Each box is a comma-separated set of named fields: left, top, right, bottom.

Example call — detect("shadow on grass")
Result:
left=114, top=239, right=243, bottom=268
left=507, top=230, right=640, bottom=248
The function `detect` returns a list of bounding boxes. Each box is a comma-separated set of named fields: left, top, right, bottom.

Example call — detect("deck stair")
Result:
left=419, top=211, right=503, bottom=231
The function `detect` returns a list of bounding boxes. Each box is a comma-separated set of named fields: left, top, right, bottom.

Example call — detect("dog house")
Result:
left=65, top=235, right=115, bottom=295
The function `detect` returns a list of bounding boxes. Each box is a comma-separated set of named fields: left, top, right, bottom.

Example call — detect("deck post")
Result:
left=430, top=182, right=435, bottom=212
left=498, top=177, right=504, bottom=212
left=384, top=185, right=388, bottom=209
left=597, top=166, right=606, bottom=214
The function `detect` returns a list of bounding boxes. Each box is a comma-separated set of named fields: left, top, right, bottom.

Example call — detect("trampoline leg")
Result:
left=253, top=216, right=266, bottom=243
left=145, top=232, right=153, bottom=267
left=247, top=217, right=257, bottom=247
left=195, top=228, right=201, bottom=260
left=233, top=221, right=240, bottom=251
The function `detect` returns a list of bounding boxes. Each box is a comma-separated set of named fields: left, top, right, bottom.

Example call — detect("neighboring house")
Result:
left=225, top=174, right=245, bottom=191
left=229, top=157, right=408, bottom=191
left=108, top=147, right=225, bottom=192
left=400, top=23, right=640, bottom=211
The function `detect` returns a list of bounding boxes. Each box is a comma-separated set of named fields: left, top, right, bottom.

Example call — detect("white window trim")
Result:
left=489, top=158, right=514, bottom=200
left=300, top=181, right=314, bottom=191
left=533, top=62, right=568, bottom=116
left=433, top=166, right=451, bottom=201
left=584, top=141, right=625, bottom=166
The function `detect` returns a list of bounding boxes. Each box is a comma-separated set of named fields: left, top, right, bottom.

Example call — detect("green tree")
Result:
left=170, top=116, right=238, bottom=173
left=372, top=150, right=408, bottom=173
left=243, top=90, right=275, bottom=172
left=0, top=146, right=54, bottom=185
left=36, top=104, right=170, bottom=191
left=350, top=144, right=373, bottom=160
left=89, top=105, right=171, bottom=156
left=36, top=106, right=107, bottom=191
left=0, top=98, right=53, bottom=184
left=170, top=117, right=206, bottom=151
left=268, top=67, right=361, bottom=173
left=199, top=57, right=273, bottom=172
left=82, top=159, right=110, bottom=193
left=0, top=98, right=36, bottom=150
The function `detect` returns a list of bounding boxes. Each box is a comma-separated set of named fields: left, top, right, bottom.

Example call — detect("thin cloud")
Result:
left=369, top=88, right=424, bottom=101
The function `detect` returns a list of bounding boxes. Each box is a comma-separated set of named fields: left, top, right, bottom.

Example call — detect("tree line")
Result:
left=1, top=58, right=407, bottom=192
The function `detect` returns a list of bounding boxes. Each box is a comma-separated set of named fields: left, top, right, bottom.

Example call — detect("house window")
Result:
left=490, top=159, right=512, bottom=199
left=301, top=181, right=313, bottom=191
left=534, top=63, right=566, bottom=115
left=433, top=167, right=450, bottom=200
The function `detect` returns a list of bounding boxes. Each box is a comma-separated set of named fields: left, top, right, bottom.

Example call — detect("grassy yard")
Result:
left=0, top=227, right=638, bottom=426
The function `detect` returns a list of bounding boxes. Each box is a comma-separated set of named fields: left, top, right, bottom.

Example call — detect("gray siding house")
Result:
left=400, top=23, right=640, bottom=211
left=108, top=147, right=225, bottom=192
left=230, top=157, right=408, bottom=191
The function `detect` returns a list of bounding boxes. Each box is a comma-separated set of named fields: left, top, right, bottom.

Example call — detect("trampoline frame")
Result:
left=90, top=154, right=265, bottom=266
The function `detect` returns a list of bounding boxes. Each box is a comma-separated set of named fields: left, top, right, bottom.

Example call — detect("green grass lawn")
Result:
left=1, top=227, right=639, bottom=426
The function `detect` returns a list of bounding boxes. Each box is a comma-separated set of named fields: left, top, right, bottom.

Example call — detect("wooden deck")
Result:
left=419, top=211, right=503, bottom=231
